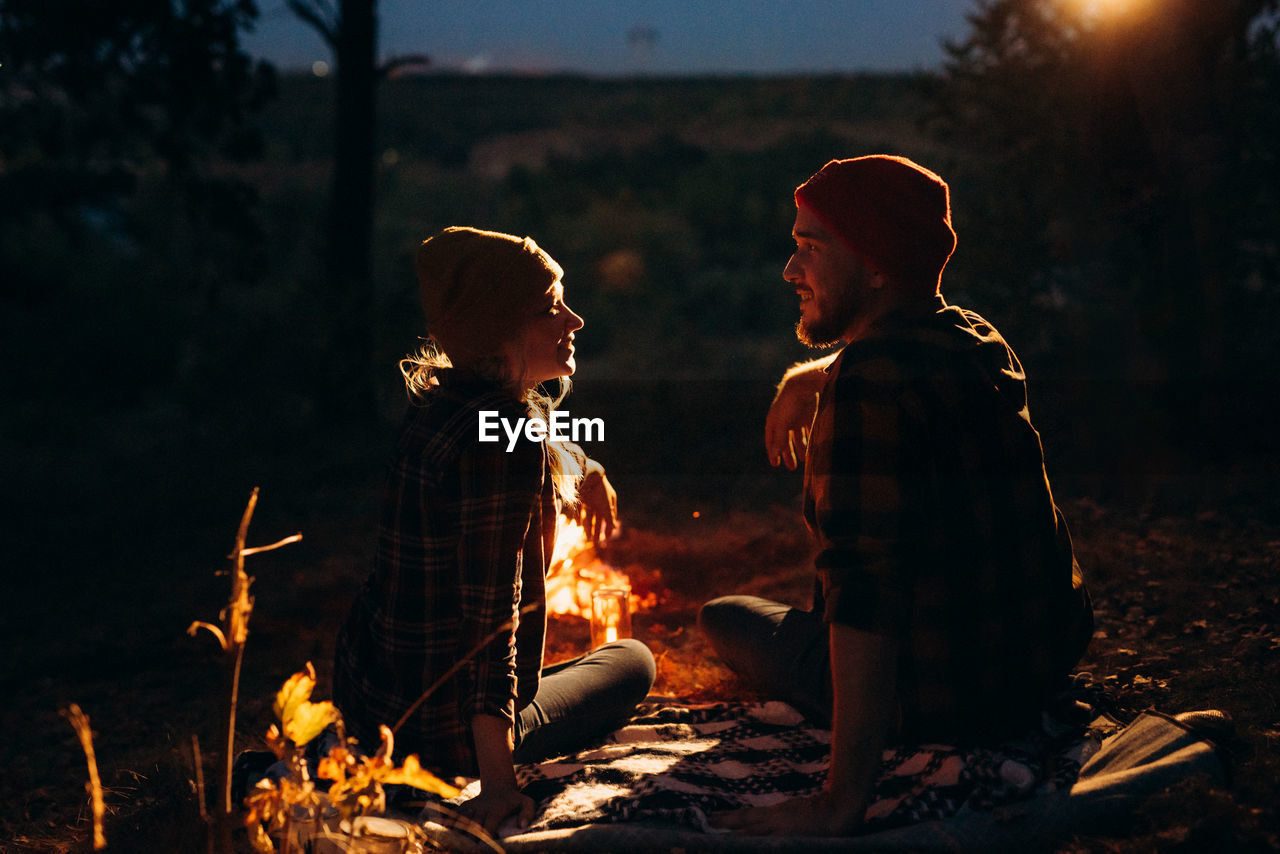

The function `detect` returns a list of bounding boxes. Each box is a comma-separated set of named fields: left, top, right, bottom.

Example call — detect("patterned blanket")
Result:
left=454, top=700, right=1115, bottom=835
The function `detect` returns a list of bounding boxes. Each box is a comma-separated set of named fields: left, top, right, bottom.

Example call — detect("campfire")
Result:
left=546, top=518, right=638, bottom=619
left=545, top=517, right=670, bottom=651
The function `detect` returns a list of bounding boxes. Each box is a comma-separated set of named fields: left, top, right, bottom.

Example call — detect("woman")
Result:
left=333, top=227, right=656, bottom=835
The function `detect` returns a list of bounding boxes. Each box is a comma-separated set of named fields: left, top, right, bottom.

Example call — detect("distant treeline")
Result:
left=6, top=58, right=1278, bottom=488
left=263, top=72, right=936, bottom=165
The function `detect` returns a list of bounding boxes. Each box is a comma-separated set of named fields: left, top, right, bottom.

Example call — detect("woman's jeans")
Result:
left=512, top=638, right=656, bottom=763
left=698, top=595, right=833, bottom=726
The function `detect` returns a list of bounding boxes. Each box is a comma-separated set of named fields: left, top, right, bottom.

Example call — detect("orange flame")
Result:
left=546, top=519, right=635, bottom=617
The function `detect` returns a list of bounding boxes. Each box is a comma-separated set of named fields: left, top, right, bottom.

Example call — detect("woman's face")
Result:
left=509, top=278, right=584, bottom=387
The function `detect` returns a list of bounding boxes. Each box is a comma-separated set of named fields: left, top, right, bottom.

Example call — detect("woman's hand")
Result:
left=457, top=782, right=536, bottom=837
left=467, top=714, right=531, bottom=836
left=578, top=460, right=618, bottom=545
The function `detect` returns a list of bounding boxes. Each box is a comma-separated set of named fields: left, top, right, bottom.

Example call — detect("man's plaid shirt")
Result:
left=804, top=302, right=1092, bottom=743
left=334, top=371, right=577, bottom=774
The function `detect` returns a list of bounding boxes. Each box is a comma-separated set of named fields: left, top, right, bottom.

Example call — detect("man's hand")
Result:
left=457, top=782, right=535, bottom=837
left=765, top=356, right=835, bottom=469
left=765, top=383, right=813, bottom=470
left=578, top=460, right=618, bottom=545
left=713, top=624, right=897, bottom=838
left=710, top=790, right=863, bottom=837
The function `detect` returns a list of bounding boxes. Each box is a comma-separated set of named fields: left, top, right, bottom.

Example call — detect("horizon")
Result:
left=243, top=0, right=974, bottom=76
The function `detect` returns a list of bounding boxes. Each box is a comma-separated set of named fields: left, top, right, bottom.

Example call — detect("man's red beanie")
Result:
left=794, top=155, right=957, bottom=295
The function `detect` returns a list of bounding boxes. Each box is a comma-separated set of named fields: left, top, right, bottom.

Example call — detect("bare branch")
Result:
left=188, top=620, right=230, bottom=651
left=285, top=0, right=338, bottom=49
left=238, top=532, right=304, bottom=557
left=391, top=604, right=538, bottom=735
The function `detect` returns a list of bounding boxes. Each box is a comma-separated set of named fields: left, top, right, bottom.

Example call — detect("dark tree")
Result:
left=1082, top=0, right=1279, bottom=383
left=0, top=0, right=274, bottom=232
left=286, top=0, right=426, bottom=420
left=938, top=0, right=1280, bottom=436
left=0, top=0, right=275, bottom=406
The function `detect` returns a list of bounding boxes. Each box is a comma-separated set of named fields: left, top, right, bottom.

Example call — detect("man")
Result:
left=701, top=155, right=1093, bottom=837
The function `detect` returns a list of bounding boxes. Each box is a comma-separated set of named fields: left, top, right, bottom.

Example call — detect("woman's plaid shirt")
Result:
left=334, top=372, right=575, bottom=774
left=804, top=303, right=1092, bottom=743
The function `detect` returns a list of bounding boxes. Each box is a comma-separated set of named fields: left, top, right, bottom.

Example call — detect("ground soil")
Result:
left=3, top=432, right=1278, bottom=853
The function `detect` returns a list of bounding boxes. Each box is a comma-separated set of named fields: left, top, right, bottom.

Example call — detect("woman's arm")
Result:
left=461, top=713, right=535, bottom=835
left=455, top=437, right=542, bottom=721
left=577, top=458, right=618, bottom=544
left=453, top=428, right=543, bottom=834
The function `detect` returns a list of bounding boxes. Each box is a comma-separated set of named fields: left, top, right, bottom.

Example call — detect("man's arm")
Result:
left=765, top=353, right=839, bottom=470
left=709, top=623, right=897, bottom=837
left=719, top=351, right=906, bottom=837
left=824, top=624, right=898, bottom=826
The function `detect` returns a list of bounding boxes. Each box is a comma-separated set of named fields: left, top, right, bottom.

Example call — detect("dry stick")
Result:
left=390, top=603, right=538, bottom=736
left=222, top=488, right=258, bottom=817
left=63, top=704, right=106, bottom=851
left=190, top=735, right=217, bottom=854
left=191, top=735, right=209, bottom=823
left=187, top=487, right=301, bottom=826
left=224, top=643, right=246, bottom=817
left=239, top=535, right=305, bottom=557
left=220, top=489, right=303, bottom=816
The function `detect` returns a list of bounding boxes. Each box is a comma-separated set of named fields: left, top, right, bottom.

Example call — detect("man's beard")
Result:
left=795, top=319, right=842, bottom=348
left=795, top=292, right=856, bottom=348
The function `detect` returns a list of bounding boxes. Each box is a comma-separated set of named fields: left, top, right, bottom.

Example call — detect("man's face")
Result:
left=783, top=205, right=874, bottom=347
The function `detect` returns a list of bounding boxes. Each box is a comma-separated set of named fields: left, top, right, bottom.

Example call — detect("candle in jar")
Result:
left=590, top=587, right=631, bottom=649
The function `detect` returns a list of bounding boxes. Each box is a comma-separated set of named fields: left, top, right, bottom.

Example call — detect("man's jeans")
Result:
left=698, top=595, right=833, bottom=726
left=513, top=638, right=656, bottom=763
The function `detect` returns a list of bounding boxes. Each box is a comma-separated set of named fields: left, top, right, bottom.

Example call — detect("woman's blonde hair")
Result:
left=400, top=340, right=582, bottom=505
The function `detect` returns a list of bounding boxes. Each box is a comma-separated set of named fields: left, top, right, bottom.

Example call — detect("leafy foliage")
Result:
left=270, top=663, right=340, bottom=748
left=245, top=666, right=469, bottom=852
left=0, top=0, right=275, bottom=215
left=0, top=0, right=278, bottom=422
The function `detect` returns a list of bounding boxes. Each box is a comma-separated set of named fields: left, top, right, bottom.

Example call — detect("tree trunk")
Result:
left=321, top=0, right=378, bottom=421
left=1087, top=1, right=1243, bottom=447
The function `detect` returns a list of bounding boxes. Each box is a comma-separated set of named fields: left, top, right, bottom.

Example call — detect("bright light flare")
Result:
left=1061, top=0, right=1157, bottom=25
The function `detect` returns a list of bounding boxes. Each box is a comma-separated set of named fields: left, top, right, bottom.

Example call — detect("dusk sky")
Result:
left=243, top=0, right=977, bottom=75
